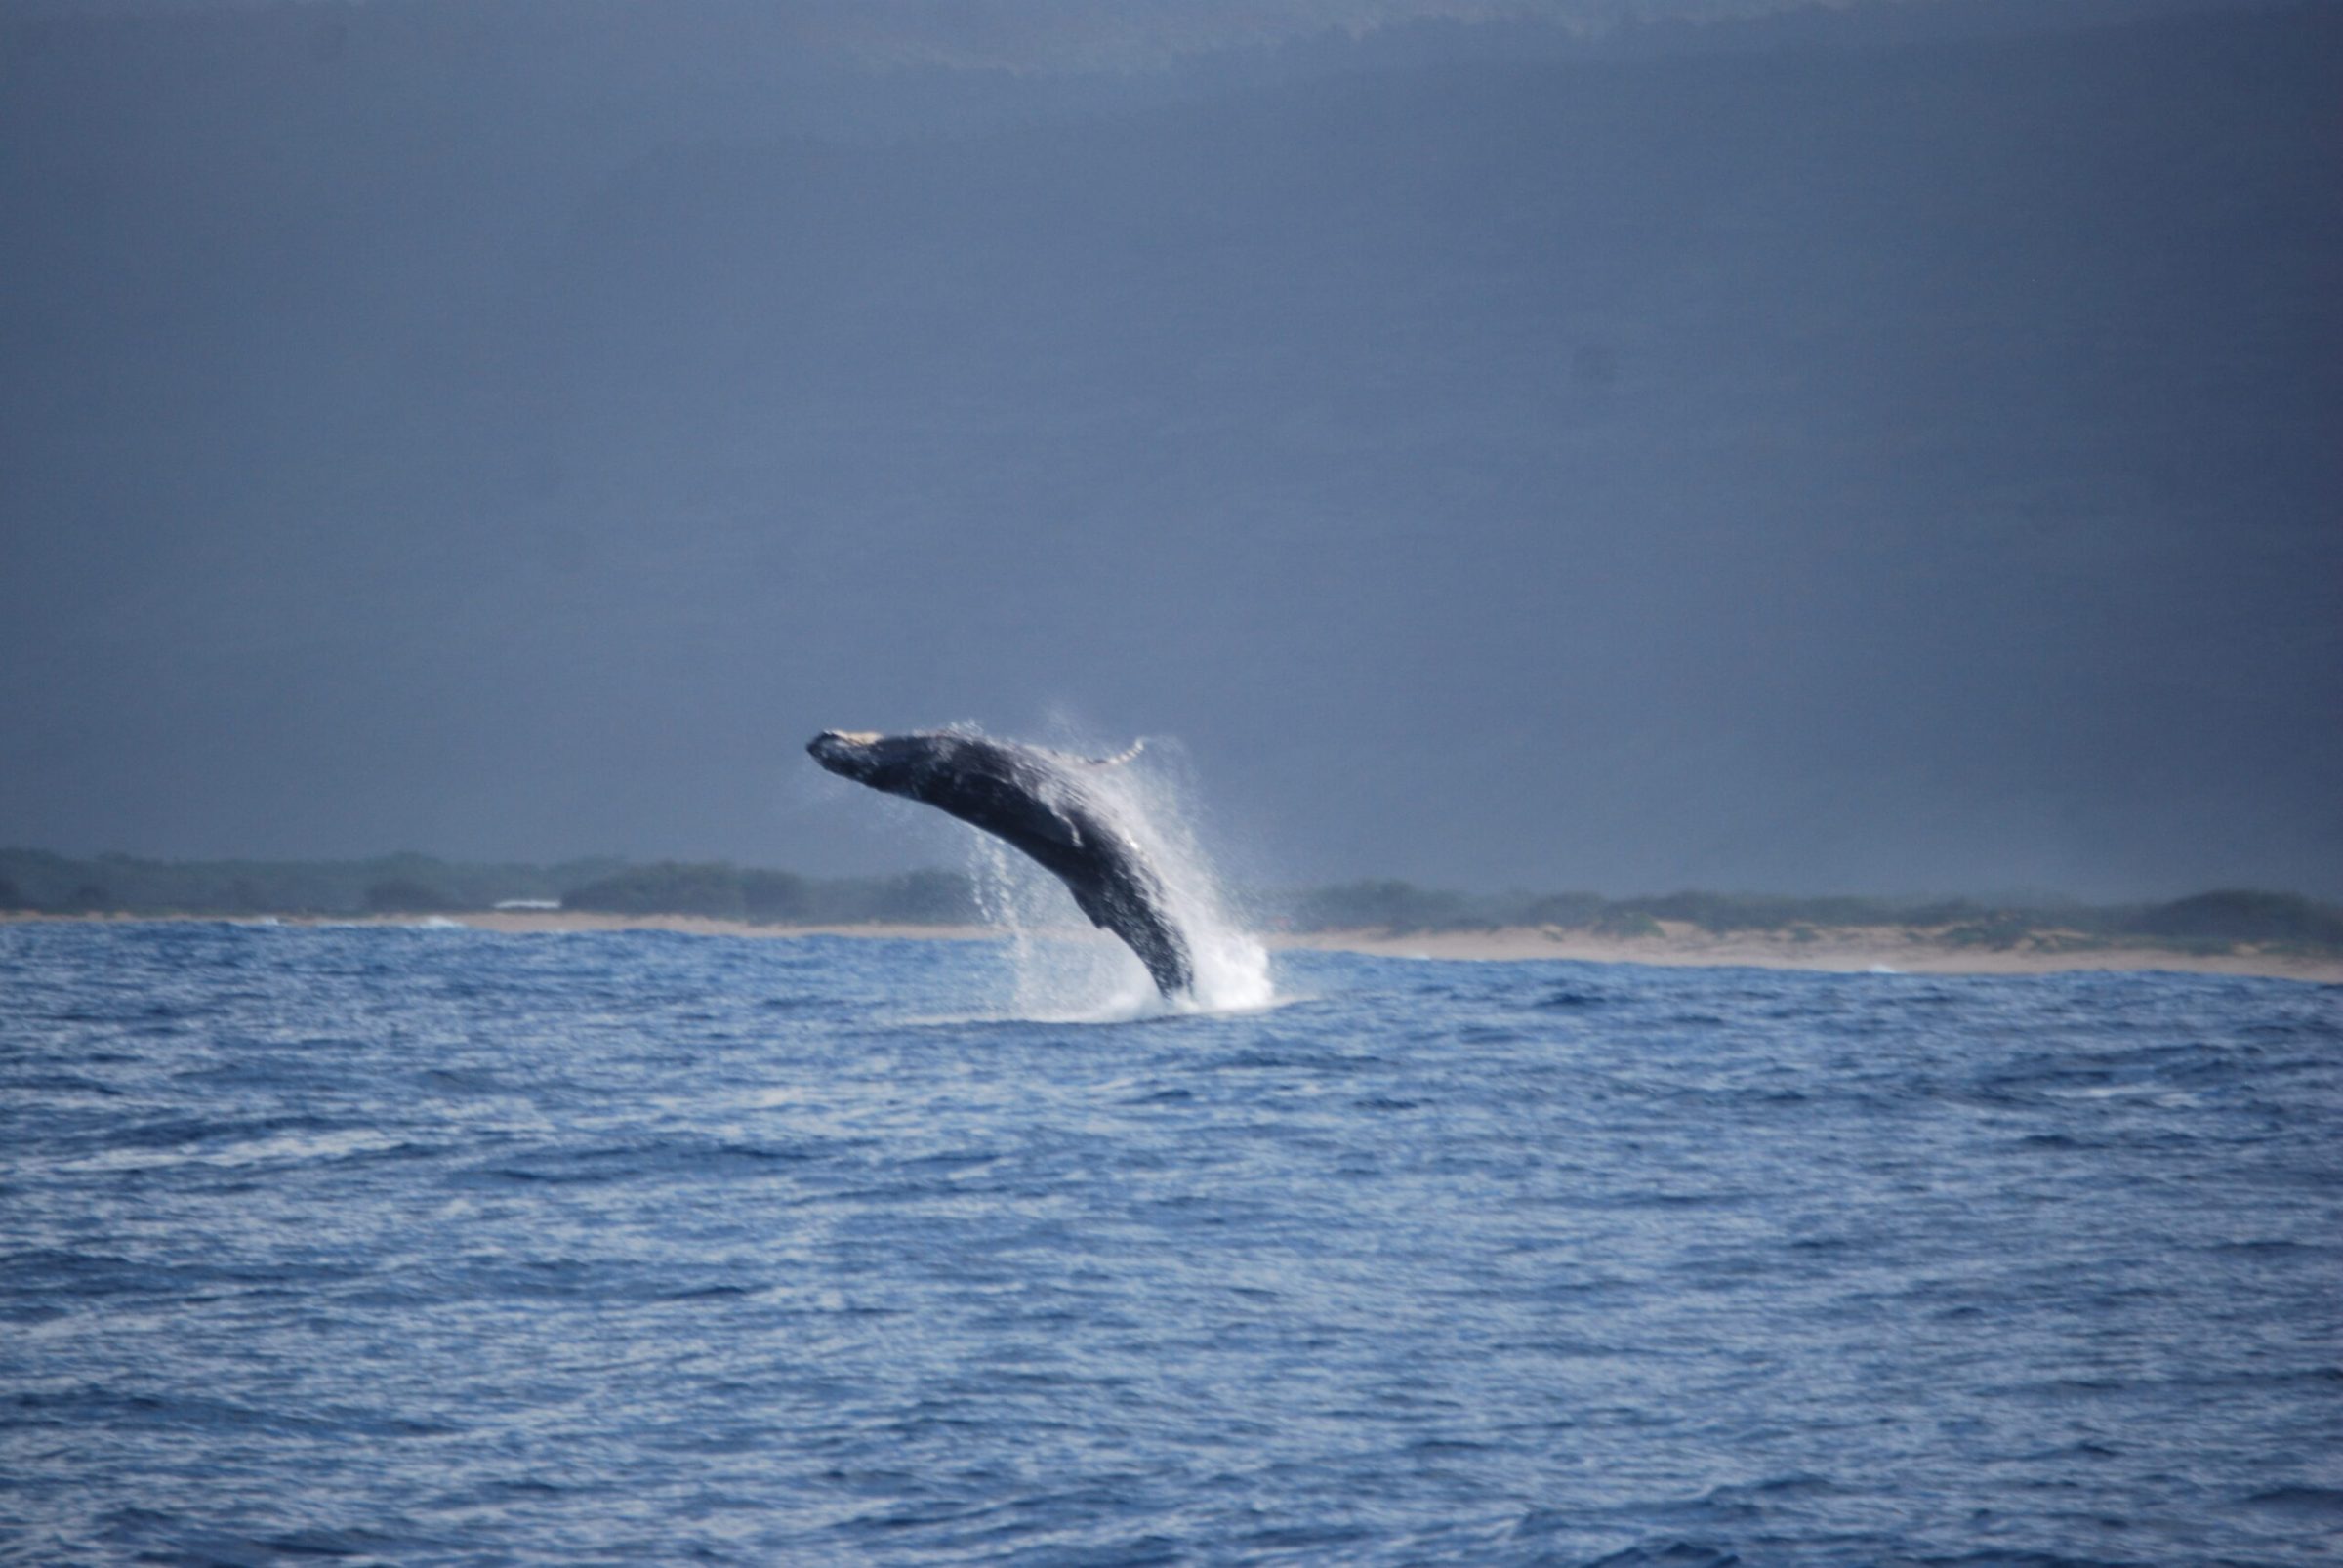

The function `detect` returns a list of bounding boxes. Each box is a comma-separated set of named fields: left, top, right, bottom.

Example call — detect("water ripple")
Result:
left=0, top=922, right=2335, bottom=1564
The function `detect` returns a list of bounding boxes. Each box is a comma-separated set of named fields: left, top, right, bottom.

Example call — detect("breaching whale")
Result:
left=807, top=729, right=1196, bottom=997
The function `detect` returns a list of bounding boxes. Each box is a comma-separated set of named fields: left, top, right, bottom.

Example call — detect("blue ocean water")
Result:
left=1, top=921, right=2337, bottom=1566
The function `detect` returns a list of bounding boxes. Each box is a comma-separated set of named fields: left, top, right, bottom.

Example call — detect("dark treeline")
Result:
left=4, top=850, right=2340, bottom=953
left=560, top=863, right=976, bottom=925
left=0, top=849, right=973, bottom=927
left=0, top=849, right=626, bottom=919
left=1281, top=882, right=2343, bottom=952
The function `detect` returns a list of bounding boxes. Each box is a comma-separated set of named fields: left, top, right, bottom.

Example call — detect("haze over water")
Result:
left=5, top=920, right=2337, bottom=1564
left=4, top=0, right=2339, bottom=898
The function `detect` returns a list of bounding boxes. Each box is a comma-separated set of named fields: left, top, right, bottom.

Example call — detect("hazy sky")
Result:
left=3, top=0, right=2337, bottom=898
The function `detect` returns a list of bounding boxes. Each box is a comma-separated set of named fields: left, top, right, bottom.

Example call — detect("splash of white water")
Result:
left=963, top=734, right=1273, bottom=1020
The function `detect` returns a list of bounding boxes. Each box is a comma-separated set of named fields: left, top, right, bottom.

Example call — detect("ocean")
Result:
left=2, top=919, right=2337, bottom=1565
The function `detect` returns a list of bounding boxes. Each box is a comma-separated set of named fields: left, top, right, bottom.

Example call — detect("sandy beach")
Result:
left=1269, top=922, right=2343, bottom=984
left=20, top=909, right=2333, bottom=983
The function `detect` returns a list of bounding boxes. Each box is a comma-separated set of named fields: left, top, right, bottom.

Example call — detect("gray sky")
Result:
left=3, top=0, right=2337, bottom=898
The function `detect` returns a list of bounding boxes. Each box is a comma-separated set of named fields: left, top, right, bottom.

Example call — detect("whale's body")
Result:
left=808, top=729, right=1195, bottom=997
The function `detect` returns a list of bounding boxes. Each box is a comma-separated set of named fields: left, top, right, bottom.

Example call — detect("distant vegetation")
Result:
left=3, top=850, right=2339, bottom=955
left=0, top=849, right=982, bottom=927
left=1262, top=883, right=2343, bottom=955
left=561, top=863, right=976, bottom=925
left=0, top=850, right=626, bottom=919
left=2123, top=890, right=2343, bottom=950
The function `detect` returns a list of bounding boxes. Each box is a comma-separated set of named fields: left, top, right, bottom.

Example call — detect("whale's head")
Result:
left=808, top=730, right=887, bottom=782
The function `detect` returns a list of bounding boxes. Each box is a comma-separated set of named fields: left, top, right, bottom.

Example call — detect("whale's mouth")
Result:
left=808, top=729, right=884, bottom=779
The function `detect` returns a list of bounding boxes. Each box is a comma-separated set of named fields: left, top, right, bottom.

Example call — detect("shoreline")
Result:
left=8, top=909, right=2339, bottom=982
left=1270, top=924, right=2343, bottom=983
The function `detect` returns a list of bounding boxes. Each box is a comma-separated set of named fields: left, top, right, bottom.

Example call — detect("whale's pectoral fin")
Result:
left=1067, top=882, right=1117, bottom=932
left=1067, top=878, right=1194, bottom=996
left=1084, top=740, right=1145, bottom=767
